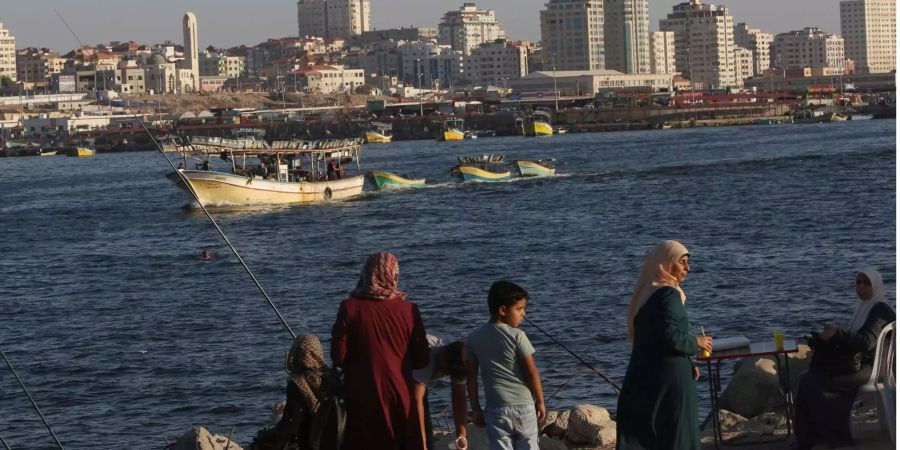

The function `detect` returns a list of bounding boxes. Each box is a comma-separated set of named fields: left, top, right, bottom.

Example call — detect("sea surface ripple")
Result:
left=0, top=120, right=895, bottom=448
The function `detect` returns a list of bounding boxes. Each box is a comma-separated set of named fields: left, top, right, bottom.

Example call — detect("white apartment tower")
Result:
left=0, top=23, right=16, bottom=82
left=840, top=0, right=896, bottom=74
left=648, top=31, right=676, bottom=75
left=733, top=46, right=753, bottom=86
left=604, top=0, right=650, bottom=74
left=297, top=0, right=371, bottom=40
left=438, top=3, right=506, bottom=56
left=733, top=23, right=773, bottom=77
left=772, top=27, right=845, bottom=73
left=182, top=12, right=199, bottom=92
left=659, top=0, right=737, bottom=89
left=540, top=0, right=605, bottom=71
left=464, top=40, right=529, bottom=87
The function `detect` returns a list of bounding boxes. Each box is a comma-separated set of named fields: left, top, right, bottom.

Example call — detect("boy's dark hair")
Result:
left=487, top=280, right=529, bottom=317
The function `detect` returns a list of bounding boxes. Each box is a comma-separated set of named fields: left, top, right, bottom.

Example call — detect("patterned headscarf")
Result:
left=350, top=252, right=407, bottom=301
left=284, top=334, right=327, bottom=413
left=627, top=240, right=690, bottom=342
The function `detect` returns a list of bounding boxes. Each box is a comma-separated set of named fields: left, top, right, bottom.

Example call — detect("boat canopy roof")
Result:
left=183, top=137, right=363, bottom=157
left=458, top=154, right=504, bottom=164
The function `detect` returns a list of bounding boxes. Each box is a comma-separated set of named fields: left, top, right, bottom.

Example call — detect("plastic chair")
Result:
left=854, top=322, right=895, bottom=441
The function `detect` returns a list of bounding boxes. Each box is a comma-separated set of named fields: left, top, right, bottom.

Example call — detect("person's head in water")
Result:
left=201, top=250, right=212, bottom=261
left=487, top=280, right=529, bottom=327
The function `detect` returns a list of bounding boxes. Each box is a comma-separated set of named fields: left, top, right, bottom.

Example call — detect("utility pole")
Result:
left=552, top=55, right=558, bottom=111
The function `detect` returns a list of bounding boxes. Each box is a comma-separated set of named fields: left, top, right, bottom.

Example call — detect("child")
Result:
left=412, top=335, right=468, bottom=450
left=466, top=280, right=545, bottom=450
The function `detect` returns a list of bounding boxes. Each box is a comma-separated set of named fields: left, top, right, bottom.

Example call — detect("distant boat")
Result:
left=793, top=109, right=846, bottom=124
left=439, top=118, right=466, bottom=141
left=523, top=111, right=553, bottom=137
left=368, top=171, right=426, bottom=189
left=365, top=131, right=392, bottom=143
left=453, top=154, right=510, bottom=182
left=68, top=147, right=96, bottom=157
left=473, top=129, right=496, bottom=138
left=849, top=114, right=873, bottom=121
left=515, top=160, right=556, bottom=177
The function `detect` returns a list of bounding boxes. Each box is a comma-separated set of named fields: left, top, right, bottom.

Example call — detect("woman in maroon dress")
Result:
left=331, top=252, right=431, bottom=450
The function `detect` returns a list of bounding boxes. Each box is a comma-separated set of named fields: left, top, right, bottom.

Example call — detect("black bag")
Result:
left=809, top=335, right=862, bottom=374
left=308, top=366, right=347, bottom=450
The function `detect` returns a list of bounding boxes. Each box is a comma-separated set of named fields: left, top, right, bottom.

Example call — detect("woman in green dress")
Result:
left=616, top=240, right=713, bottom=450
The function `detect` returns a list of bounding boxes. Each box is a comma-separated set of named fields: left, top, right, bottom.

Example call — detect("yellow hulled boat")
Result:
left=439, top=118, right=466, bottom=141
left=168, top=138, right=366, bottom=205
left=368, top=171, right=426, bottom=189
left=365, top=131, right=392, bottom=143
left=515, top=160, right=556, bottom=177
left=457, top=165, right=511, bottom=182
left=68, top=147, right=96, bottom=157
left=523, top=111, right=554, bottom=137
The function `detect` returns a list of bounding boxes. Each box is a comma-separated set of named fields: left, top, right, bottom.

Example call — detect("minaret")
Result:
left=183, top=12, right=199, bottom=90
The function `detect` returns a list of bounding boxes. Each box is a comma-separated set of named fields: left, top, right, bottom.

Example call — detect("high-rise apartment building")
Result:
left=659, top=0, right=736, bottom=89
left=464, top=39, right=529, bottom=87
left=648, top=31, right=675, bottom=75
left=733, top=23, right=773, bottom=77
left=733, top=46, right=753, bottom=86
left=539, top=0, right=605, bottom=71
left=438, top=3, right=506, bottom=56
left=297, top=0, right=371, bottom=40
left=16, top=49, right=66, bottom=86
left=772, top=27, right=845, bottom=73
left=840, top=0, right=896, bottom=73
left=0, top=23, right=16, bottom=82
left=604, top=0, right=650, bottom=74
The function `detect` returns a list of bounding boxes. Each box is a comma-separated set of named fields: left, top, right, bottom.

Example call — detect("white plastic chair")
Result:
left=855, top=321, right=895, bottom=441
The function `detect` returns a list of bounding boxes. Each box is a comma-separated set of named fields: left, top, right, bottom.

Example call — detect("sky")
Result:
left=4, top=0, right=843, bottom=53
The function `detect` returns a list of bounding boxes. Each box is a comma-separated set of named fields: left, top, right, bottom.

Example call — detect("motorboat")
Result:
left=514, top=159, right=556, bottom=177
left=368, top=171, right=426, bottom=189
left=439, top=118, right=465, bottom=141
left=452, top=154, right=510, bottom=182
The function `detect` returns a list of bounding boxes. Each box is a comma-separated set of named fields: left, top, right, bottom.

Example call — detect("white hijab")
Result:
left=847, top=267, right=891, bottom=333
left=627, top=240, right=689, bottom=342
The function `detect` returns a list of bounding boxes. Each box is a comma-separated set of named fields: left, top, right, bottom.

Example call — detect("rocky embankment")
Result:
left=168, top=345, right=890, bottom=449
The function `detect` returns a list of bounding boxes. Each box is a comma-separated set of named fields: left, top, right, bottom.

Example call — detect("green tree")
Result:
left=0, top=76, right=13, bottom=88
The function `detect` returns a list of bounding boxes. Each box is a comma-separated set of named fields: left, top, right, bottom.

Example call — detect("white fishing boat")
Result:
left=169, top=138, right=365, bottom=205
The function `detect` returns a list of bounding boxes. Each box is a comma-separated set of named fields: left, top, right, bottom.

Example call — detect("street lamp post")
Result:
left=416, top=58, right=424, bottom=117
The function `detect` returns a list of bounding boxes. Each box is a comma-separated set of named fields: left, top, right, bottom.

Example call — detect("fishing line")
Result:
left=0, top=432, right=11, bottom=450
left=0, top=348, right=64, bottom=449
left=525, top=317, right=621, bottom=394
left=54, top=8, right=296, bottom=339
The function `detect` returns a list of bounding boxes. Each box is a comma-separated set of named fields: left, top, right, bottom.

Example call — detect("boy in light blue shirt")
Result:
left=466, top=280, right=545, bottom=450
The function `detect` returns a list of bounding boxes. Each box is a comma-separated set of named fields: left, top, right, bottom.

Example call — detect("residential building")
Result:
left=734, top=46, right=753, bottom=86
left=16, top=49, right=66, bottom=87
left=22, top=115, right=111, bottom=137
left=840, top=0, right=896, bottom=73
left=508, top=69, right=673, bottom=95
left=398, top=41, right=464, bottom=89
left=733, top=23, right=773, bottom=76
left=659, top=0, right=737, bottom=89
left=199, top=51, right=246, bottom=78
left=648, top=31, right=676, bottom=75
left=0, top=23, right=15, bottom=82
left=297, top=0, right=371, bottom=40
left=288, top=64, right=364, bottom=93
left=352, top=27, right=437, bottom=49
left=116, top=67, right=147, bottom=93
left=438, top=3, right=506, bottom=55
left=604, top=0, right=650, bottom=74
left=539, top=0, right=605, bottom=71
left=772, top=27, right=845, bottom=74
left=344, top=40, right=402, bottom=77
left=464, top=39, right=529, bottom=87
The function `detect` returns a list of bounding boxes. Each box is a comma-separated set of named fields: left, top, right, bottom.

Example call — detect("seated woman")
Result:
left=794, top=267, right=895, bottom=449
left=250, top=334, right=327, bottom=450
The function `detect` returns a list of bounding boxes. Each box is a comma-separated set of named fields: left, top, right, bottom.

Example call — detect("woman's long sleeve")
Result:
left=832, top=303, right=895, bottom=354
left=331, top=302, right=350, bottom=366
left=655, top=289, right=700, bottom=356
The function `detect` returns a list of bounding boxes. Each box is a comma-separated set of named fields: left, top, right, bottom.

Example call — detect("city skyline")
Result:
left=7, top=0, right=843, bottom=52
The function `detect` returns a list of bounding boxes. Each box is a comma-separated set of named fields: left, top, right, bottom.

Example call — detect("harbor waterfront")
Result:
left=0, top=120, right=894, bottom=447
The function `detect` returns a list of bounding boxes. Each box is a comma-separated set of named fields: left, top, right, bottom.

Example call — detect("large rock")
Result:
left=564, top=404, right=616, bottom=446
left=702, top=409, right=748, bottom=433
left=542, top=409, right=569, bottom=438
left=719, top=356, right=782, bottom=418
left=270, top=400, right=286, bottom=427
left=169, top=426, right=243, bottom=450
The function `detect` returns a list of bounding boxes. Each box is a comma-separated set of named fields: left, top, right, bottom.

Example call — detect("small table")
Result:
left=697, top=340, right=799, bottom=449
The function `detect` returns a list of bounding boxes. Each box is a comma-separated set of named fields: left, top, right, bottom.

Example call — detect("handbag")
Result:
left=809, top=334, right=862, bottom=374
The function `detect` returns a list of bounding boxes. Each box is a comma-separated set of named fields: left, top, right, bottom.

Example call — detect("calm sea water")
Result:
left=0, top=120, right=895, bottom=448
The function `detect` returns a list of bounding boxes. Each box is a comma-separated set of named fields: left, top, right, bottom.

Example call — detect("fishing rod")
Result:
left=0, top=348, right=65, bottom=449
left=54, top=9, right=296, bottom=340
left=525, top=317, right=621, bottom=394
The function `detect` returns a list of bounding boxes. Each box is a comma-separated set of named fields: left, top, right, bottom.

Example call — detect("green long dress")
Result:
left=616, top=286, right=700, bottom=450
